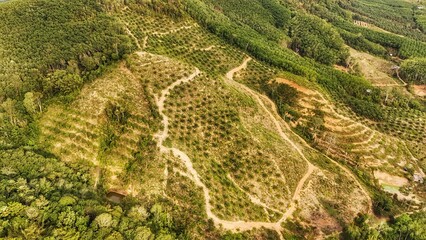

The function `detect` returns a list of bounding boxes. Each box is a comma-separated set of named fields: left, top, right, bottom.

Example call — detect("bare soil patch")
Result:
left=334, top=64, right=349, bottom=73
left=412, top=85, right=426, bottom=97
left=373, top=170, right=408, bottom=187
left=353, top=20, right=402, bottom=36
left=349, top=48, right=399, bottom=86
left=275, top=78, right=316, bottom=95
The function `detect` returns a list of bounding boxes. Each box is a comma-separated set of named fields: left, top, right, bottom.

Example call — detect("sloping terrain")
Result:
left=35, top=7, right=374, bottom=235
left=348, top=48, right=402, bottom=86
left=1, top=0, right=426, bottom=239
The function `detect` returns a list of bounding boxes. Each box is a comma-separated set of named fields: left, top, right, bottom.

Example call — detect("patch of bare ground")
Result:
left=275, top=78, right=316, bottom=95
left=353, top=20, right=403, bottom=36
left=374, top=171, right=422, bottom=203
left=333, top=64, right=349, bottom=73
left=374, top=171, right=409, bottom=187
left=349, top=48, right=400, bottom=86
left=412, top=85, right=426, bottom=97
left=298, top=178, right=342, bottom=234
left=297, top=167, right=371, bottom=236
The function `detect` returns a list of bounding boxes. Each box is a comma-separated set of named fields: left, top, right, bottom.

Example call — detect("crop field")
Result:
left=228, top=58, right=372, bottom=229
left=378, top=107, right=426, bottom=142
left=38, top=56, right=174, bottom=196
left=344, top=0, right=425, bottom=40
left=231, top=54, right=425, bottom=208
left=114, top=5, right=246, bottom=76
left=120, top=14, right=373, bottom=230
left=264, top=76, right=425, bottom=206
left=2, top=0, right=426, bottom=239
left=31, top=2, right=426, bottom=236
left=163, top=72, right=300, bottom=221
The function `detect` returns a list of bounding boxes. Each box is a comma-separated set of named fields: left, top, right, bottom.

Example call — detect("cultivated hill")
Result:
left=0, top=0, right=425, bottom=239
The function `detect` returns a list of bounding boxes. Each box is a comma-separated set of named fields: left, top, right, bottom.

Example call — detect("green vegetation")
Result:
left=0, top=0, right=133, bottom=98
left=342, top=212, right=426, bottom=240
left=183, top=0, right=396, bottom=122
left=0, top=0, right=425, bottom=238
left=400, top=58, right=426, bottom=84
left=201, top=0, right=291, bottom=42
left=289, top=14, right=349, bottom=65
left=164, top=73, right=300, bottom=220
left=342, top=0, right=425, bottom=41
left=0, top=0, right=133, bottom=148
left=415, top=4, right=426, bottom=33
left=299, top=0, right=426, bottom=59
left=339, top=29, right=387, bottom=56
left=0, top=149, right=188, bottom=239
left=263, top=81, right=299, bottom=120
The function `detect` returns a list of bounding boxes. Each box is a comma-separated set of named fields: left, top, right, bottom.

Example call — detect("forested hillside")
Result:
left=0, top=0, right=133, bottom=147
left=0, top=0, right=425, bottom=239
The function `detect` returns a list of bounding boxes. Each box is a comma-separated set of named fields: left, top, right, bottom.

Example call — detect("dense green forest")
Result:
left=401, top=58, right=426, bottom=84
left=289, top=14, right=349, bottom=65
left=0, top=0, right=425, bottom=238
left=0, top=149, right=197, bottom=239
left=342, top=212, right=426, bottom=240
left=0, top=0, right=133, bottom=148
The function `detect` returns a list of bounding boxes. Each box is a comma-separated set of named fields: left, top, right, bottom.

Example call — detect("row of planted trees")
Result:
left=0, top=0, right=134, bottom=148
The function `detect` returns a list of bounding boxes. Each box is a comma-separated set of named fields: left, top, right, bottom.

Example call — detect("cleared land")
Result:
left=349, top=48, right=402, bottom=86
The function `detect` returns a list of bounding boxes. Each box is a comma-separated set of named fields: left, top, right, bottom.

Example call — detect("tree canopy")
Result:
left=400, top=58, right=426, bottom=84
left=289, top=14, right=349, bottom=65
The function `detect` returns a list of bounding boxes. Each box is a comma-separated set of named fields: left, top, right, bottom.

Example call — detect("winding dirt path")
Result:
left=266, top=78, right=375, bottom=213
left=256, top=79, right=373, bottom=213
left=154, top=57, right=372, bottom=238
left=154, top=66, right=288, bottom=238
left=124, top=26, right=141, bottom=50
left=227, top=58, right=372, bottom=213
left=226, top=58, right=317, bottom=225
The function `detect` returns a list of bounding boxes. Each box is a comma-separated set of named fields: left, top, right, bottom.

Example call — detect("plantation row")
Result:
left=340, top=0, right=426, bottom=41
left=164, top=73, right=300, bottom=221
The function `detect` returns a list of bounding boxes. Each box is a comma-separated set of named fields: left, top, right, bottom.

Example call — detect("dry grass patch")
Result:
left=349, top=48, right=400, bottom=86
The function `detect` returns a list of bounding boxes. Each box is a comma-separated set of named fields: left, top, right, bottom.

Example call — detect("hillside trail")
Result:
left=124, top=26, right=141, bottom=50
left=226, top=58, right=317, bottom=223
left=93, top=167, right=101, bottom=188
left=262, top=79, right=374, bottom=212
left=154, top=67, right=289, bottom=239
left=226, top=57, right=372, bottom=213
left=152, top=57, right=370, bottom=238
left=115, top=23, right=372, bottom=226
